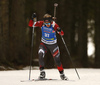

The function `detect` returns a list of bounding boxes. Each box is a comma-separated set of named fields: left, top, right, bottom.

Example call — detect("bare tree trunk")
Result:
left=77, top=0, right=88, bottom=67
left=94, top=0, right=100, bottom=68
left=0, top=1, right=3, bottom=63
left=0, top=0, right=9, bottom=64
left=57, top=0, right=76, bottom=68
left=10, top=0, right=27, bottom=65
left=64, top=0, right=76, bottom=67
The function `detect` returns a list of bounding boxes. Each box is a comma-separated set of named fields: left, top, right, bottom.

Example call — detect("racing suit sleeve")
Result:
left=28, top=19, right=44, bottom=27
left=54, top=23, right=64, bottom=36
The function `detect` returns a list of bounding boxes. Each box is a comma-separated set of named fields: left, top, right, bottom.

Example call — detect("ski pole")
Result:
left=29, top=13, right=37, bottom=80
left=29, top=26, right=34, bottom=80
left=61, top=36, right=80, bottom=79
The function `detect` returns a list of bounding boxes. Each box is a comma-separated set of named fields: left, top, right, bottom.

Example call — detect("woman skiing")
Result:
left=29, top=13, right=68, bottom=80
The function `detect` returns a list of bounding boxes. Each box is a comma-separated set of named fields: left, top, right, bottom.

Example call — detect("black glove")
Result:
left=57, top=27, right=61, bottom=32
left=32, top=13, right=37, bottom=20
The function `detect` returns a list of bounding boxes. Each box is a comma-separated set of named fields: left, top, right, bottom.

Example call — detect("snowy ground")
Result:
left=0, top=68, right=100, bottom=85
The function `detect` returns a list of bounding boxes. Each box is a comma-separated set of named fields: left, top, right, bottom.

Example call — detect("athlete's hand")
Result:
left=32, top=13, right=37, bottom=20
left=58, top=31, right=64, bottom=36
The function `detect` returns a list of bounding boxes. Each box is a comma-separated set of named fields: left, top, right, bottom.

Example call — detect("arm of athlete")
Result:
left=54, top=23, right=64, bottom=36
left=28, top=20, right=43, bottom=27
left=28, top=13, right=44, bottom=27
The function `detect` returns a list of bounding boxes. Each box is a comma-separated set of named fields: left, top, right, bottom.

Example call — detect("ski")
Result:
left=21, top=78, right=58, bottom=82
left=33, top=78, right=58, bottom=81
left=21, top=78, right=70, bottom=82
left=21, top=80, right=33, bottom=82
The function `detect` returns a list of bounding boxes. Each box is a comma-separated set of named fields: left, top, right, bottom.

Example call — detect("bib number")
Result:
left=45, top=33, right=49, bottom=37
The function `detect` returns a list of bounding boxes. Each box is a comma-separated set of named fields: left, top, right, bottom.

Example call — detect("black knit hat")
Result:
left=43, top=14, right=52, bottom=22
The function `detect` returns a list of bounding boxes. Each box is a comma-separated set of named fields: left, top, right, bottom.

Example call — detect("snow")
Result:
left=0, top=68, right=100, bottom=85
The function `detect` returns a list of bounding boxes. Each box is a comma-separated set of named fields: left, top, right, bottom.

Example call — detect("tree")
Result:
left=0, top=0, right=3, bottom=63
left=56, top=0, right=76, bottom=68
left=94, top=0, right=100, bottom=68
left=9, top=0, right=27, bottom=65
left=77, top=0, right=88, bottom=67
left=0, top=0, right=9, bottom=65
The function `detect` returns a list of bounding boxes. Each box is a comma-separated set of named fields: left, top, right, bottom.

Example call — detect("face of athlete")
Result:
left=44, top=21, right=51, bottom=27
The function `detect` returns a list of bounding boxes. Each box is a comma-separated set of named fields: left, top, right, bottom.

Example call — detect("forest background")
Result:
left=0, top=0, right=100, bottom=70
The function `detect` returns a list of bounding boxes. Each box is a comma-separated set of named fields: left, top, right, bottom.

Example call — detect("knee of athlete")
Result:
left=38, top=49, right=45, bottom=58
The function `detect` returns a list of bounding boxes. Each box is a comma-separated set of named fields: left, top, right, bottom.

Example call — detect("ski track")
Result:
left=0, top=69, right=100, bottom=85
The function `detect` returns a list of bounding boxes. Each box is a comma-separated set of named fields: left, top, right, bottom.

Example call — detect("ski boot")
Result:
left=39, top=70, right=46, bottom=79
left=60, top=73, right=68, bottom=80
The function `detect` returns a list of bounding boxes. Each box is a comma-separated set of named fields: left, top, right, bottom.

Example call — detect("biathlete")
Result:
left=29, top=13, right=68, bottom=80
